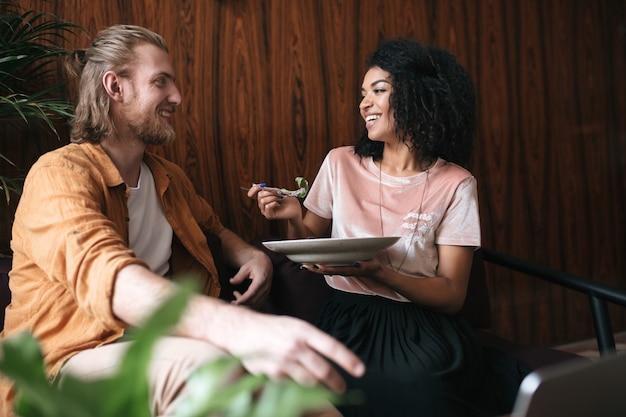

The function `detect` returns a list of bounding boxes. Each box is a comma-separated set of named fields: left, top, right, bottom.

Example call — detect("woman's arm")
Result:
left=308, top=244, right=474, bottom=315
left=291, top=210, right=331, bottom=239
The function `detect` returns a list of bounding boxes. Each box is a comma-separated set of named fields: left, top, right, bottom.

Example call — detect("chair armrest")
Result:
left=482, top=247, right=626, bottom=356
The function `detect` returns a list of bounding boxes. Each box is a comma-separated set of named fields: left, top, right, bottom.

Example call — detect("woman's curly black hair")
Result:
left=354, top=38, right=477, bottom=168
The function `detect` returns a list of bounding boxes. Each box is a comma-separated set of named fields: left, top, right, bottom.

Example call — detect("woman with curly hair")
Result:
left=249, top=38, right=487, bottom=416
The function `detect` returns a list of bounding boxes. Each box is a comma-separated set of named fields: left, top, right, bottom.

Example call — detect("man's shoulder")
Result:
left=29, top=142, right=122, bottom=185
left=34, top=143, right=96, bottom=167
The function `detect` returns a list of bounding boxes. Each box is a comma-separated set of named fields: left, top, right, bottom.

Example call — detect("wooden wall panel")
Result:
left=213, top=1, right=270, bottom=235
left=4, top=0, right=625, bottom=348
left=265, top=0, right=330, bottom=231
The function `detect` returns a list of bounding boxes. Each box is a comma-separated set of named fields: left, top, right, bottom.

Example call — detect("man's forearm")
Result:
left=112, top=263, right=236, bottom=348
left=112, top=264, right=177, bottom=326
left=218, top=228, right=260, bottom=267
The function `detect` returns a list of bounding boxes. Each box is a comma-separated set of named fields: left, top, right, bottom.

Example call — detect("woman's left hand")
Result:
left=301, top=257, right=385, bottom=280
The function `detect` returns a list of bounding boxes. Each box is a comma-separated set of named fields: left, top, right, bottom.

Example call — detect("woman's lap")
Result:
left=316, top=291, right=485, bottom=417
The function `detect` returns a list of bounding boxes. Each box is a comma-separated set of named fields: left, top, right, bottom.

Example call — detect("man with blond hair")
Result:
left=1, top=24, right=363, bottom=416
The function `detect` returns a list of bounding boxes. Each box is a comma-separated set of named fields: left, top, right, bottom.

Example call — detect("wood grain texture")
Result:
left=4, top=0, right=625, bottom=347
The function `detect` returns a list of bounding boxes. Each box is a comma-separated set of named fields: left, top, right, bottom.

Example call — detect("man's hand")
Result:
left=218, top=228, right=273, bottom=309
left=229, top=250, right=272, bottom=309
left=213, top=307, right=366, bottom=393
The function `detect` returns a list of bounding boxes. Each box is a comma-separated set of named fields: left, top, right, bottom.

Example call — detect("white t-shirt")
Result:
left=304, top=146, right=480, bottom=302
left=127, top=161, right=173, bottom=276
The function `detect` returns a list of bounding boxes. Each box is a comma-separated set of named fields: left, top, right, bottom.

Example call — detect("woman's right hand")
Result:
left=247, top=183, right=303, bottom=221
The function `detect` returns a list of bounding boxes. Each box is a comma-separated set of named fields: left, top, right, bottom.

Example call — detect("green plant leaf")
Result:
left=0, top=332, right=68, bottom=417
left=173, top=357, right=260, bottom=417
left=0, top=174, right=22, bottom=204
left=0, top=2, right=81, bottom=203
left=173, top=356, right=339, bottom=417
left=0, top=276, right=342, bottom=417
left=251, top=381, right=339, bottom=417
left=0, top=278, right=198, bottom=417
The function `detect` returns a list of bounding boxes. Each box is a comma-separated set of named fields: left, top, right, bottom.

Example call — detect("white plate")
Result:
left=262, top=236, right=400, bottom=266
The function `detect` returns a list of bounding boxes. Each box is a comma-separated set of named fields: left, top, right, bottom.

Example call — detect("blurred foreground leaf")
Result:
left=0, top=278, right=345, bottom=417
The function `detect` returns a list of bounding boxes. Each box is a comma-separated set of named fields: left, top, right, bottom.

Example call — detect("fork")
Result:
left=239, top=185, right=305, bottom=197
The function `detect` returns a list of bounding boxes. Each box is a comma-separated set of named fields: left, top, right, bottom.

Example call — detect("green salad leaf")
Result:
left=280, top=177, right=309, bottom=198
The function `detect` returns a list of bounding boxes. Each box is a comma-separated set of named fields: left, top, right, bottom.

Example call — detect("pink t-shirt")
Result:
left=304, top=146, right=481, bottom=302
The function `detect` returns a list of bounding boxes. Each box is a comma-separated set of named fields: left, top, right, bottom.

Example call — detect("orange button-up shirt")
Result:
left=2, top=142, right=224, bottom=381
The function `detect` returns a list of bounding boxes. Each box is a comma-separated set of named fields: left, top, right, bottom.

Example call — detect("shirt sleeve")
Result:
left=303, top=150, right=335, bottom=219
left=435, top=176, right=481, bottom=247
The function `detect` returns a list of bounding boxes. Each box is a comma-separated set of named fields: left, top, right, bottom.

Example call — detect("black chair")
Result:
left=481, top=247, right=626, bottom=357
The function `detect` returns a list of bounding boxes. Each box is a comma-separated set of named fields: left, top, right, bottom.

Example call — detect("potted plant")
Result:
left=0, top=1, right=80, bottom=256
left=0, top=0, right=79, bottom=200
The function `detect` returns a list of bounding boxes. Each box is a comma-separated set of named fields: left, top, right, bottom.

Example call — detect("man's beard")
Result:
left=128, top=115, right=176, bottom=146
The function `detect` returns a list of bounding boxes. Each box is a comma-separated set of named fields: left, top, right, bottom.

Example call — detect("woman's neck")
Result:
left=380, top=144, right=428, bottom=176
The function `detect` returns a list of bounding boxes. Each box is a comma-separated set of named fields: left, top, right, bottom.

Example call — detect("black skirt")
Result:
left=316, top=290, right=487, bottom=417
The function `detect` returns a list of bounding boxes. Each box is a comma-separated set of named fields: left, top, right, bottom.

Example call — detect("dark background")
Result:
left=2, top=0, right=625, bottom=347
